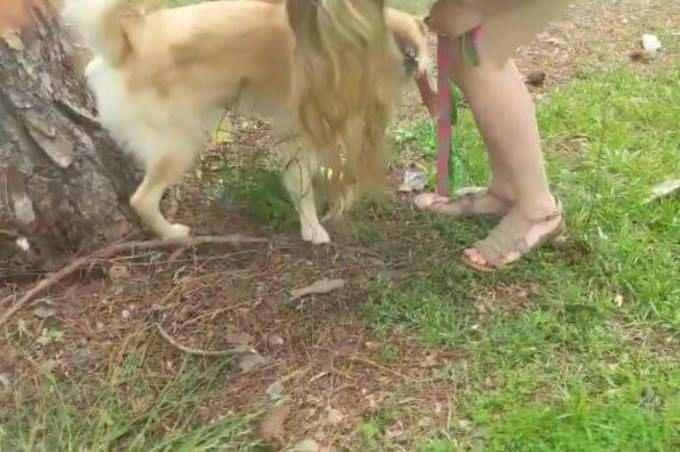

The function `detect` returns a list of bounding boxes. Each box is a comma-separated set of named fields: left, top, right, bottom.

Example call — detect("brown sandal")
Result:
left=461, top=196, right=566, bottom=272
left=414, top=187, right=512, bottom=219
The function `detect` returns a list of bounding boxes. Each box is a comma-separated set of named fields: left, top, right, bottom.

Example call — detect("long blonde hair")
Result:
left=286, top=0, right=402, bottom=200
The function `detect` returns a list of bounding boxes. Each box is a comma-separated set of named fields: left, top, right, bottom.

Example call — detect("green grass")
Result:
left=2, top=351, right=264, bottom=451
left=220, top=160, right=299, bottom=232
left=393, top=85, right=488, bottom=195
left=473, top=375, right=680, bottom=452
left=365, top=64, right=680, bottom=450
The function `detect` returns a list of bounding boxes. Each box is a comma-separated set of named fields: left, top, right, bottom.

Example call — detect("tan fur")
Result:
left=62, top=0, right=430, bottom=243
left=287, top=0, right=397, bottom=203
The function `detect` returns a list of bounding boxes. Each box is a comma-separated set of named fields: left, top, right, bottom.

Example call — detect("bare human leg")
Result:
left=418, top=29, right=564, bottom=270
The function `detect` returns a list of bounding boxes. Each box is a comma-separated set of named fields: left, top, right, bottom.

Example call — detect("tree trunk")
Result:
left=0, top=1, right=138, bottom=279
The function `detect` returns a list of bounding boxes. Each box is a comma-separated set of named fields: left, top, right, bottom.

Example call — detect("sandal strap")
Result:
left=471, top=195, right=564, bottom=269
left=457, top=188, right=504, bottom=211
left=426, top=187, right=512, bottom=217
left=473, top=229, right=520, bottom=267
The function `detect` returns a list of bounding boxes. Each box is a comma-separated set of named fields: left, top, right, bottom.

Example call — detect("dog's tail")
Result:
left=62, top=0, right=133, bottom=67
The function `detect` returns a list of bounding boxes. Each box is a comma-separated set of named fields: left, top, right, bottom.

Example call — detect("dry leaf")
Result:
left=212, top=116, right=234, bottom=145
left=103, top=221, right=130, bottom=242
left=545, top=37, right=565, bottom=46
left=289, top=439, right=321, bottom=452
left=225, top=332, right=253, bottom=346
left=419, top=354, right=439, bottom=369
left=289, top=279, right=345, bottom=302
left=131, top=395, right=154, bottom=416
left=213, top=129, right=233, bottom=145
left=268, top=334, right=285, bottom=347
left=266, top=381, right=285, bottom=401
left=385, top=421, right=405, bottom=440
left=458, top=419, right=474, bottom=431
left=33, top=306, right=56, bottom=319
left=259, top=404, right=290, bottom=442
left=108, top=264, right=130, bottom=280
left=36, top=335, right=51, bottom=347
left=326, top=407, right=344, bottom=425
left=41, top=359, right=58, bottom=373
left=239, top=353, right=266, bottom=373
left=17, top=319, right=30, bottom=337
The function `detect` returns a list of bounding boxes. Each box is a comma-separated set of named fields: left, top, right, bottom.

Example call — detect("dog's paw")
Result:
left=162, top=223, right=191, bottom=241
left=301, top=224, right=330, bottom=245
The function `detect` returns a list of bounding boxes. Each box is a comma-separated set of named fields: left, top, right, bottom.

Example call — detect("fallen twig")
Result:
left=0, top=234, right=267, bottom=326
left=0, top=229, right=18, bottom=239
left=349, top=355, right=418, bottom=383
left=289, top=278, right=346, bottom=302
left=156, top=323, right=253, bottom=357
left=167, top=245, right=189, bottom=264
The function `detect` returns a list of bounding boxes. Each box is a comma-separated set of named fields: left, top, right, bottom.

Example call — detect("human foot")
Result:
left=462, top=196, right=565, bottom=272
left=414, top=186, right=512, bottom=219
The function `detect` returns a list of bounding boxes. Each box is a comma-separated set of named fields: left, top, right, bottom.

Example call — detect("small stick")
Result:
left=156, top=323, right=253, bottom=357
left=0, top=229, right=18, bottom=239
left=0, top=234, right=267, bottom=326
left=349, top=356, right=417, bottom=383
left=167, top=246, right=189, bottom=264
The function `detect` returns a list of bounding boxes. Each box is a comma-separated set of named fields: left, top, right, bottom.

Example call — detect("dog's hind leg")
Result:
left=130, top=148, right=195, bottom=240
left=280, top=140, right=330, bottom=245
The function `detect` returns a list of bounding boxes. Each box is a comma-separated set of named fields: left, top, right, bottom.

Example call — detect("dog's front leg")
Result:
left=280, top=143, right=330, bottom=245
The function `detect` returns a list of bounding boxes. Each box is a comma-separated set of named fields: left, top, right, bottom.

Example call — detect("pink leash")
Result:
left=416, top=34, right=453, bottom=198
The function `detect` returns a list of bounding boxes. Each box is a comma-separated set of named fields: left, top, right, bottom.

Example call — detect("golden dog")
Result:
left=62, top=0, right=429, bottom=243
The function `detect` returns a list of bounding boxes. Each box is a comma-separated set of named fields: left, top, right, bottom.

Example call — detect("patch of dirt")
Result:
left=0, top=197, right=462, bottom=450
left=516, top=0, right=679, bottom=88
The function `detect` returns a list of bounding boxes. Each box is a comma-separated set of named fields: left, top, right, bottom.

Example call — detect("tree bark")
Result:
left=0, top=0, right=138, bottom=279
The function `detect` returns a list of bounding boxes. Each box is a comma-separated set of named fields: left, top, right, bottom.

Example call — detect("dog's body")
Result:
left=63, top=0, right=429, bottom=243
